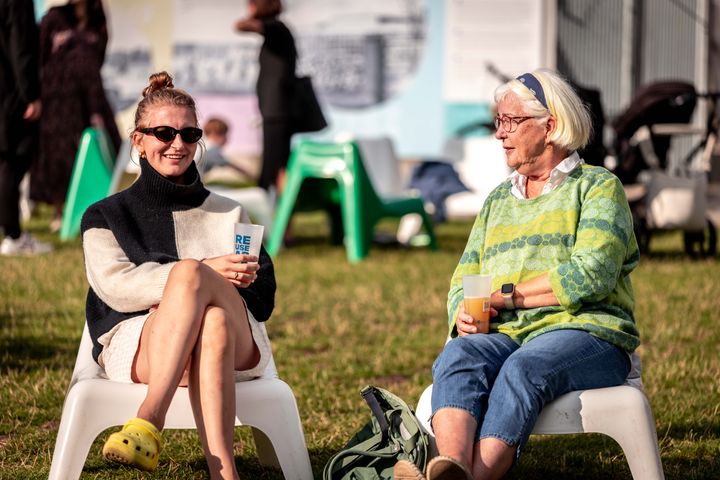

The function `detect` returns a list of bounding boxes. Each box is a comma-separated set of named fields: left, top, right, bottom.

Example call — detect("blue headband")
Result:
left=516, top=73, right=548, bottom=110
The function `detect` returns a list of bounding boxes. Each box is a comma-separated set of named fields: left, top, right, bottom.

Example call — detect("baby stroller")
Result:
left=611, top=80, right=718, bottom=257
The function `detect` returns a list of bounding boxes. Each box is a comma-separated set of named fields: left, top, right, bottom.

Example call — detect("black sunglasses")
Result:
left=138, top=126, right=203, bottom=143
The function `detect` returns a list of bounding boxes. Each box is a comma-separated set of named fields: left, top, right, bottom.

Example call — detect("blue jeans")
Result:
left=431, top=329, right=630, bottom=454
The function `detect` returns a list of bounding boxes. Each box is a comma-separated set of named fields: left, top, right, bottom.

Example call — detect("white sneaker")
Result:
left=0, top=233, right=53, bottom=256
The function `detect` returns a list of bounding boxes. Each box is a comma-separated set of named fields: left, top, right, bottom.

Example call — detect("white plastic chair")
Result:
left=355, top=136, right=433, bottom=245
left=414, top=353, right=664, bottom=480
left=49, top=323, right=313, bottom=480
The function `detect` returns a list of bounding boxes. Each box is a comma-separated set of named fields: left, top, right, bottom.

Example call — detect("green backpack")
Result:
left=322, top=386, right=430, bottom=480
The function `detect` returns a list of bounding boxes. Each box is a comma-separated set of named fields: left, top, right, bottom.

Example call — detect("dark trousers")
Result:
left=258, top=120, right=292, bottom=191
left=0, top=152, right=31, bottom=239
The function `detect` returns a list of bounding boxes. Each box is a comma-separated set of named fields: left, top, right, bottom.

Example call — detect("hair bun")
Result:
left=142, top=71, right=174, bottom=97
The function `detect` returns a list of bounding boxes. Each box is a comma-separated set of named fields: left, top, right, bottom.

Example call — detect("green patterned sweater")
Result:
left=448, top=164, right=640, bottom=352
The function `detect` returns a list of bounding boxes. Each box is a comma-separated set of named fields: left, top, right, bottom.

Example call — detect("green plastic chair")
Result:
left=267, top=140, right=437, bottom=262
left=59, top=127, right=115, bottom=241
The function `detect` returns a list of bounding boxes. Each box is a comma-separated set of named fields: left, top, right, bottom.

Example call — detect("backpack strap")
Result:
left=361, top=386, right=389, bottom=442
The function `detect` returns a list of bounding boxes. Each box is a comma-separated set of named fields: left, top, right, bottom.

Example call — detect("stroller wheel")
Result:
left=683, top=218, right=717, bottom=258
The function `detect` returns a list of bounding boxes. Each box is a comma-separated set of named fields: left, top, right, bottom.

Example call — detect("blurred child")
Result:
left=199, top=117, right=253, bottom=180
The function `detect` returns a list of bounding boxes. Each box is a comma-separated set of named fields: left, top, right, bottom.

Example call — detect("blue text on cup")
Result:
left=235, top=234, right=252, bottom=255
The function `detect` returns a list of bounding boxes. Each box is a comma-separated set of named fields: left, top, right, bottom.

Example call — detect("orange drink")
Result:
left=464, top=296, right=490, bottom=333
left=462, top=274, right=492, bottom=334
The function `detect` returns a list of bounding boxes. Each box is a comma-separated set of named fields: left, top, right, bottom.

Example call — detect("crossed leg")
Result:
left=132, top=259, right=259, bottom=479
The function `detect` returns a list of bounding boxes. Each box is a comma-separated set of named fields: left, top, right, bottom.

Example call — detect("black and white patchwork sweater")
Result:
left=81, top=159, right=275, bottom=362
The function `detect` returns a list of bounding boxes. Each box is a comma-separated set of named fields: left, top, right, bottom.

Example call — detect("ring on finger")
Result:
left=234, top=271, right=239, bottom=280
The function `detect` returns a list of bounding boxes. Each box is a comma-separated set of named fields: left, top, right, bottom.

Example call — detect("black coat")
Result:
left=0, top=0, right=40, bottom=156
left=256, top=17, right=297, bottom=120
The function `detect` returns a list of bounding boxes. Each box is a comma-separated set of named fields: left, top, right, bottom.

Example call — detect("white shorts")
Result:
left=97, top=309, right=271, bottom=383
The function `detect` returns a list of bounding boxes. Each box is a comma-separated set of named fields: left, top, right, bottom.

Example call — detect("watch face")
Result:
left=501, top=283, right=514, bottom=294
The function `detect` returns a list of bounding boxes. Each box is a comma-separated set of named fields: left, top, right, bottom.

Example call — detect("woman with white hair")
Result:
left=395, top=69, right=640, bottom=480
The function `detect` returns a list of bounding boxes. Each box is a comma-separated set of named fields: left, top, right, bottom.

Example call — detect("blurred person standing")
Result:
left=0, top=0, right=52, bottom=255
left=30, top=0, right=121, bottom=233
left=235, top=0, right=297, bottom=193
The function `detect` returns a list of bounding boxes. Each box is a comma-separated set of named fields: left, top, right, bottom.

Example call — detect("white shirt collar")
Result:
left=509, top=151, right=583, bottom=199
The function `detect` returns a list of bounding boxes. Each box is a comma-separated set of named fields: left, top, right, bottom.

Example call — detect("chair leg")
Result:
left=247, top=406, right=313, bottom=479
left=580, top=387, right=665, bottom=480
left=49, top=390, right=114, bottom=480
left=237, top=381, right=313, bottom=480
left=49, top=419, right=95, bottom=480
left=267, top=172, right=303, bottom=256
left=252, top=420, right=313, bottom=480
left=339, top=188, right=368, bottom=263
left=251, top=427, right=280, bottom=468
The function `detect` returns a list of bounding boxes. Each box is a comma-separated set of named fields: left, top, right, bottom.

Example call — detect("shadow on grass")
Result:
left=467, top=434, right=627, bottom=480
left=0, top=334, right=76, bottom=371
left=662, top=453, right=720, bottom=480
left=82, top=453, right=310, bottom=479
left=511, top=431, right=720, bottom=480
left=659, top=420, right=720, bottom=442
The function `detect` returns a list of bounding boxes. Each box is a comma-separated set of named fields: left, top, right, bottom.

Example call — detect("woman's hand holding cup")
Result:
left=201, top=254, right=258, bottom=287
left=231, top=255, right=259, bottom=287
left=455, top=302, right=498, bottom=336
left=456, top=303, right=478, bottom=336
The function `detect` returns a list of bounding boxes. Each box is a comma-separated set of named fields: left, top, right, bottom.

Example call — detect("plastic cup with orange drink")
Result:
left=462, top=274, right=492, bottom=333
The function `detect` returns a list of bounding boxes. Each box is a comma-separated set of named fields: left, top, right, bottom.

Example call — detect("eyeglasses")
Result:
left=494, top=115, right=538, bottom=133
left=138, top=126, right=203, bottom=143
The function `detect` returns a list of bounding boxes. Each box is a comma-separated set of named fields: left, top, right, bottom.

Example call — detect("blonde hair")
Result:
left=494, top=68, right=592, bottom=152
left=133, top=71, right=199, bottom=130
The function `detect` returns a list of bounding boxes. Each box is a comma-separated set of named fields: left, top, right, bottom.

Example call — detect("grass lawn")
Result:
left=1, top=209, right=719, bottom=479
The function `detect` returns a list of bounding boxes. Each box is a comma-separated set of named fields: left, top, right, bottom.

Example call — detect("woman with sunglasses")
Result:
left=395, top=69, right=640, bottom=480
left=80, top=71, right=275, bottom=479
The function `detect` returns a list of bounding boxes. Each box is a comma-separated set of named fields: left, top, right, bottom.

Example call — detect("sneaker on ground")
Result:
left=0, top=233, right=53, bottom=255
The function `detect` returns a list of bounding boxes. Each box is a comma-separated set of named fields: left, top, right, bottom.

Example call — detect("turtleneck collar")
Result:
left=130, top=158, right=209, bottom=209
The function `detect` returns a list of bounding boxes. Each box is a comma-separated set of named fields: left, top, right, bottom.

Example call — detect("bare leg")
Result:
left=132, top=259, right=259, bottom=479
left=432, top=407, right=477, bottom=470
left=433, top=408, right=516, bottom=480
left=133, top=260, right=209, bottom=428
left=188, top=303, right=258, bottom=480
left=471, top=438, right=516, bottom=480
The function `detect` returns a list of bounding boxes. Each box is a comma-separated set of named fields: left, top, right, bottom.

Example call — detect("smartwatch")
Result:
left=501, top=283, right=515, bottom=310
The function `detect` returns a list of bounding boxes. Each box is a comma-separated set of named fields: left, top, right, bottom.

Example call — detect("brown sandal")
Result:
left=426, top=455, right=473, bottom=480
left=394, top=459, right=427, bottom=480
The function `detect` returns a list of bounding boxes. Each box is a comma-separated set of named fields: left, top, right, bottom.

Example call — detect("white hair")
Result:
left=494, top=68, right=592, bottom=152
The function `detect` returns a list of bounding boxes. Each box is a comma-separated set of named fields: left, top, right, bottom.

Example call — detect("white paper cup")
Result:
left=233, top=223, right=264, bottom=258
